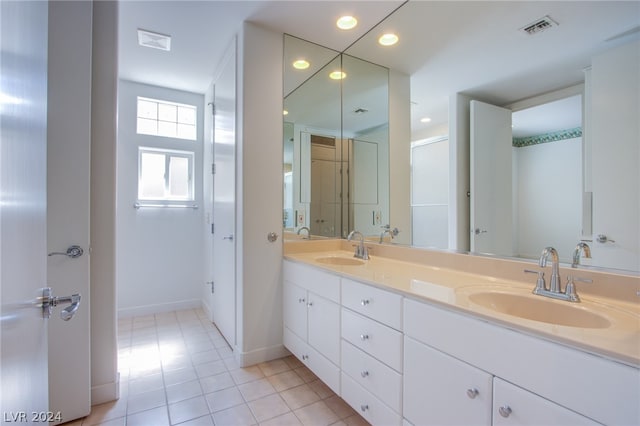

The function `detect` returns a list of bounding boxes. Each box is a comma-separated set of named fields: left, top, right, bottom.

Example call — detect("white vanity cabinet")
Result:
left=340, top=278, right=404, bottom=425
left=282, top=260, right=341, bottom=393
left=404, top=298, right=639, bottom=426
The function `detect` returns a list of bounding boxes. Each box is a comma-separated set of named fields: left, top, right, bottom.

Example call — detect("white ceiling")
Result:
left=118, top=0, right=640, bottom=138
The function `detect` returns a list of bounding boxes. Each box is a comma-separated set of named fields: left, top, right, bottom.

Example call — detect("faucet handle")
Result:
left=564, top=276, right=592, bottom=302
left=524, top=269, right=546, bottom=292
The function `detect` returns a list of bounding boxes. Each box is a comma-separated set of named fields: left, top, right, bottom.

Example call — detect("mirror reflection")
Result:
left=283, top=35, right=389, bottom=239
left=284, top=2, right=639, bottom=273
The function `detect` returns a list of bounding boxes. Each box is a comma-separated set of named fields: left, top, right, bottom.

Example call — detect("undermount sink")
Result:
left=467, top=291, right=611, bottom=329
left=315, top=256, right=365, bottom=266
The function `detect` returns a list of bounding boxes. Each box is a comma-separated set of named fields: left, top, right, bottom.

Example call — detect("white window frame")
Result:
left=136, top=147, right=195, bottom=207
left=136, top=96, right=197, bottom=141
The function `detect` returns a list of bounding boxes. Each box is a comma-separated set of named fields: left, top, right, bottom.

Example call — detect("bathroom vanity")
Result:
left=282, top=240, right=639, bottom=425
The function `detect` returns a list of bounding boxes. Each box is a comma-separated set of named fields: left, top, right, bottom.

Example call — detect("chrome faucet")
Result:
left=347, top=230, right=369, bottom=260
left=297, top=226, right=311, bottom=239
left=571, top=242, right=591, bottom=268
left=379, top=225, right=399, bottom=244
left=526, top=246, right=592, bottom=302
left=539, top=246, right=561, bottom=293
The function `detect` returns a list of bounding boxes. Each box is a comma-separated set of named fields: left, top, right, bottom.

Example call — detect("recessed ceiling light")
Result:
left=137, top=29, right=171, bottom=51
left=420, top=117, right=432, bottom=123
left=378, top=33, right=399, bottom=46
left=337, top=16, right=358, bottom=30
left=329, top=71, right=346, bottom=80
left=292, top=59, right=310, bottom=70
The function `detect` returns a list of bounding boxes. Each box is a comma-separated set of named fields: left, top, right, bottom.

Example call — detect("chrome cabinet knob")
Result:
left=466, top=388, right=479, bottom=399
left=298, top=298, right=306, bottom=303
left=360, top=334, right=369, bottom=341
left=361, top=371, right=369, bottom=378
left=307, top=302, right=313, bottom=307
left=499, top=405, right=512, bottom=418
left=301, top=355, right=308, bottom=360
left=360, top=404, right=369, bottom=412
left=360, top=299, right=370, bottom=306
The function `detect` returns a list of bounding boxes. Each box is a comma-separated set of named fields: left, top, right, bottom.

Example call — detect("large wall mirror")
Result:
left=284, top=2, right=639, bottom=273
left=283, top=34, right=389, bottom=239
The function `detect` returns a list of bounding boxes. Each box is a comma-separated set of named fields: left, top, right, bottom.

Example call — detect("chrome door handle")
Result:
left=223, top=235, right=234, bottom=241
left=39, top=288, right=82, bottom=321
left=48, top=245, right=84, bottom=258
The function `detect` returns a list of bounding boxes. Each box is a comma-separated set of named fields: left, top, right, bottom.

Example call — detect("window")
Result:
left=137, top=97, right=197, bottom=140
left=138, top=147, right=194, bottom=202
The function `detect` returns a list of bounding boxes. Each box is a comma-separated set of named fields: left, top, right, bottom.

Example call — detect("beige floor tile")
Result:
left=126, top=406, right=170, bottom=426
left=308, top=379, right=335, bottom=399
left=194, top=359, right=227, bottom=378
left=267, top=370, right=305, bottom=392
left=259, top=412, right=303, bottom=426
left=204, top=387, right=245, bottom=413
left=279, top=384, right=320, bottom=410
left=166, top=379, right=204, bottom=404
left=164, top=366, right=198, bottom=386
left=212, top=404, right=257, bottom=426
left=81, top=399, right=128, bottom=426
left=257, top=358, right=291, bottom=377
left=199, top=371, right=236, bottom=394
left=282, top=355, right=304, bottom=370
left=294, top=401, right=339, bottom=426
left=247, top=393, right=291, bottom=422
left=128, top=372, right=164, bottom=395
left=190, top=349, right=221, bottom=365
left=230, top=365, right=265, bottom=385
left=323, top=395, right=357, bottom=420
left=238, top=378, right=277, bottom=401
left=341, top=414, right=370, bottom=426
left=90, top=417, right=126, bottom=426
left=176, top=414, right=215, bottom=425
left=293, top=366, right=318, bottom=383
left=127, top=388, right=167, bottom=415
left=168, top=396, right=210, bottom=425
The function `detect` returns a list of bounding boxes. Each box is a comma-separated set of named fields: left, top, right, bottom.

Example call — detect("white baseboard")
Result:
left=91, top=373, right=119, bottom=405
left=201, top=298, right=212, bottom=320
left=235, top=343, right=290, bottom=367
left=117, top=299, right=201, bottom=318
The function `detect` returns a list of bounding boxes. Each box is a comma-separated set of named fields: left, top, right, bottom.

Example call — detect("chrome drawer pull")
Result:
left=499, top=405, right=512, bottom=418
left=466, top=388, right=479, bottom=399
left=360, top=334, right=370, bottom=341
left=361, top=371, right=369, bottom=378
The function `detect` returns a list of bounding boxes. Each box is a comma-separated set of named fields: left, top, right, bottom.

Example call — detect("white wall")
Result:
left=116, top=80, right=204, bottom=317
left=236, top=22, right=287, bottom=366
left=90, top=0, right=119, bottom=405
left=514, top=138, right=582, bottom=262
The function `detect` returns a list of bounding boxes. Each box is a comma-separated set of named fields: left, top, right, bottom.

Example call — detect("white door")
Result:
left=212, top=42, right=237, bottom=346
left=470, top=100, right=513, bottom=256
left=1, top=0, right=50, bottom=417
left=46, top=1, right=92, bottom=422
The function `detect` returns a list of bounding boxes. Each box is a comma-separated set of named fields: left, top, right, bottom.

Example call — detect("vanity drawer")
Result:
left=283, top=260, right=340, bottom=302
left=342, top=308, right=403, bottom=372
left=341, top=340, right=402, bottom=412
left=341, top=372, right=401, bottom=426
left=342, top=278, right=403, bottom=330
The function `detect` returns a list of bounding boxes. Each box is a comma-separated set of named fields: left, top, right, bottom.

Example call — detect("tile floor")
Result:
left=68, top=309, right=370, bottom=426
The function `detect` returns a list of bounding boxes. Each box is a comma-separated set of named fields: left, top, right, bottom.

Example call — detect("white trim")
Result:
left=234, top=344, right=290, bottom=368
left=91, top=373, right=119, bottom=406
left=117, top=298, right=201, bottom=318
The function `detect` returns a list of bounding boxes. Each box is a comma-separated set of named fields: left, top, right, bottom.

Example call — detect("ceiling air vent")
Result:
left=520, top=15, right=558, bottom=36
left=138, top=29, right=172, bottom=51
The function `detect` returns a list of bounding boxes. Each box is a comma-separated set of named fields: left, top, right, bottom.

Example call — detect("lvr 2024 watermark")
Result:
left=3, top=412, right=62, bottom=423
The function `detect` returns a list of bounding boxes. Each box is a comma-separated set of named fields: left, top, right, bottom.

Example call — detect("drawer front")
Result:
left=283, top=260, right=340, bottom=302
left=493, top=378, right=599, bottom=426
left=342, top=278, right=403, bottom=330
left=341, top=372, right=401, bottom=426
left=342, top=308, right=403, bottom=372
left=341, top=340, right=402, bottom=412
left=284, top=328, right=340, bottom=395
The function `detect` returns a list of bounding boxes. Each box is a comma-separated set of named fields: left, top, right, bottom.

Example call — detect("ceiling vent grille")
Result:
left=138, top=29, right=172, bottom=51
left=520, top=16, right=558, bottom=35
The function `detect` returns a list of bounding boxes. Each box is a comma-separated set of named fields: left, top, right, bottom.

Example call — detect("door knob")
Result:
left=48, top=245, right=84, bottom=258
left=38, top=288, right=82, bottom=321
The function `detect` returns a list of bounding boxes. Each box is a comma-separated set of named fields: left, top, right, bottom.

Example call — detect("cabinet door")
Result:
left=283, top=282, right=308, bottom=340
left=307, top=292, right=341, bottom=365
left=493, top=378, right=599, bottom=426
left=404, top=337, right=492, bottom=426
